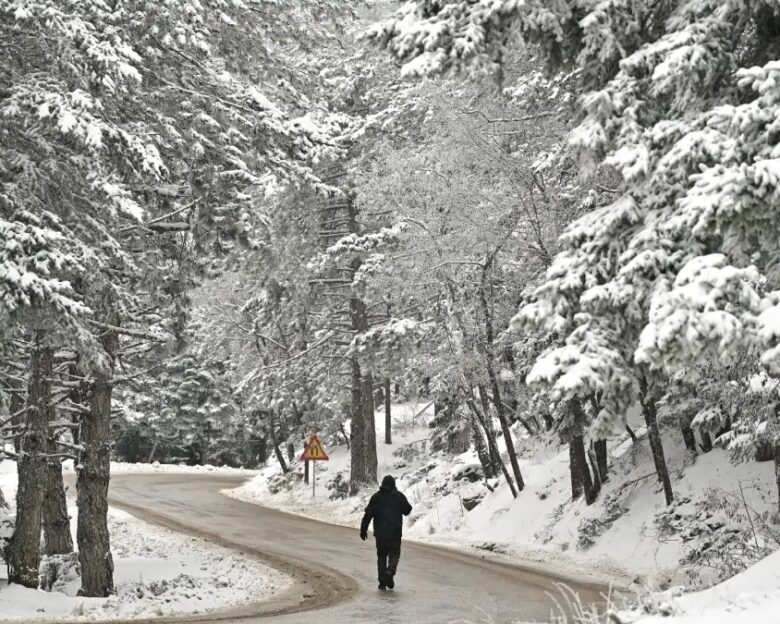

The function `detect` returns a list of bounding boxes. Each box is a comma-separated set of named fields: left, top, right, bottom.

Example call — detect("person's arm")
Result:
left=400, top=493, right=412, bottom=516
left=360, top=494, right=376, bottom=540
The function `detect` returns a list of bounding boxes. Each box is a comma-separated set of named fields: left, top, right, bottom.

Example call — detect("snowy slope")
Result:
left=619, top=549, right=780, bottom=624
left=225, top=401, right=778, bottom=593
left=0, top=460, right=289, bottom=621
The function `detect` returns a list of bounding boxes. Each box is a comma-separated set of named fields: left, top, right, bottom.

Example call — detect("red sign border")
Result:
left=301, top=434, right=329, bottom=461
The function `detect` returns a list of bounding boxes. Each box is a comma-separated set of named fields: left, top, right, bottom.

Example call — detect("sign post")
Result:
left=300, top=435, right=329, bottom=498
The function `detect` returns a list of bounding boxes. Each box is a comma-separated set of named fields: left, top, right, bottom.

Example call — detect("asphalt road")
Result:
left=106, top=473, right=610, bottom=624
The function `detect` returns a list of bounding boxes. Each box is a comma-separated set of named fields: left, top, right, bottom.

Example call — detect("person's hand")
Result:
left=360, top=530, right=367, bottom=541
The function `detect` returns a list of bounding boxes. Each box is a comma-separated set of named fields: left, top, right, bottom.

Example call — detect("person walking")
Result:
left=360, top=475, right=412, bottom=590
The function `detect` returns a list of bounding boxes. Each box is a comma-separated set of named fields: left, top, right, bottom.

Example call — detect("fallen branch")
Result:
left=619, top=472, right=656, bottom=490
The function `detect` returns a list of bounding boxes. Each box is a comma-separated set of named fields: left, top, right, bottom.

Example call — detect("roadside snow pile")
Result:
left=225, top=402, right=779, bottom=591
left=108, top=461, right=258, bottom=475
left=618, top=548, right=780, bottom=624
left=0, top=460, right=288, bottom=621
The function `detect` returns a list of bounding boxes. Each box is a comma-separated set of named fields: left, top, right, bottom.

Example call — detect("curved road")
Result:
left=107, top=474, right=609, bottom=624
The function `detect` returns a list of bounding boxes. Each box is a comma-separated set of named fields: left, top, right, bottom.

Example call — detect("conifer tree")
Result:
left=370, top=0, right=780, bottom=507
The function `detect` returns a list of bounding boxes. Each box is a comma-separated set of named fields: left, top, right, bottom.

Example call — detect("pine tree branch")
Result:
left=54, top=440, right=84, bottom=453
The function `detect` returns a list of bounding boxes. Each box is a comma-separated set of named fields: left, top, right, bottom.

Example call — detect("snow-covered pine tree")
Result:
left=1, top=0, right=355, bottom=595
left=371, top=0, right=780, bottom=507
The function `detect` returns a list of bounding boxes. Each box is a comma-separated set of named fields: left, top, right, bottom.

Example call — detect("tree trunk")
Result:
left=774, top=442, right=780, bottom=516
left=468, top=396, right=516, bottom=497
left=43, top=361, right=73, bottom=557
left=7, top=334, right=50, bottom=587
left=349, top=357, right=364, bottom=494
left=595, top=439, right=608, bottom=482
left=348, top=271, right=378, bottom=494
left=639, top=374, right=674, bottom=506
left=470, top=417, right=495, bottom=479
left=478, top=265, right=524, bottom=492
left=487, top=378, right=524, bottom=491
left=349, top=358, right=378, bottom=494
left=569, top=440, right=583, bottom=500
left=384, top=377, right=392, bottom=445
left=681, top=421, right=697, bottom=453
left=339, top=422, right=350, bottom=450
left=304, top=459, right=310, bottom=485
left=478, top=383, right=524, bottom=492
left=291, top=402, right=303, bottom=427
left=77, top=327, right=116, bottom=597
left=570, top=436, right=599, bottom=505
left=43, top=452, right=73, bottom=556
left=588, top=446, right=602, bottom=499
left=269, top=412, right=288, bottom=474
left=569, top=434, right=598, bottom=504
left=254, top=432, right=268, bottom=465
left=625, top=425, right=638, bottom=444
left=147, top=439, right=158, bottom=464
left=569, top=400, right=599, bottom=505
left=701, top=431, right=714, bottom=453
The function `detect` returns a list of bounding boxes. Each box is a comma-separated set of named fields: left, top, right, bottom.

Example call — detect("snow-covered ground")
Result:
left=0, top=460, right=289, bottom=621
left=622, top=548, right=780, bottom=624
left=223, top=401, right=780, bottom=622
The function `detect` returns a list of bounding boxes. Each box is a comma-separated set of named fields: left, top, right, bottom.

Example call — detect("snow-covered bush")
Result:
left=655, top=488, right=780, bottom=586
left=327, top=473, right=349, bottom=500
left=393, top=439, right=428, bottom=465
left=266, top=470, right=299, bottom=495
left=40, top=552, right=80, bottom=592
left=577, top=493, right=629, bottom=550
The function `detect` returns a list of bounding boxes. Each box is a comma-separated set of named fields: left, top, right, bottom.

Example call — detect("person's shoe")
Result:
left=378, top=583, right=387, bottom=590
left=386, top=573, right=395, bottom=590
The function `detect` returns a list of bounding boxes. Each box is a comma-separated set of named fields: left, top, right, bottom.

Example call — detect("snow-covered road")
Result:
left=105, top=473, right=609, bottom=623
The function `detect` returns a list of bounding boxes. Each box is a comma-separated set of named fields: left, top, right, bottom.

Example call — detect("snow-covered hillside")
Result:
left=225, top=401, right=780, bottom=619
left=619, top=548, right=780, bottom=624
left=0, top=460, right=288, bottom=621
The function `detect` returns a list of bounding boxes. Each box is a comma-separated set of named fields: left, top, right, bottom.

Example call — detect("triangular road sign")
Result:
left=301, top=435, right=329, bottom=461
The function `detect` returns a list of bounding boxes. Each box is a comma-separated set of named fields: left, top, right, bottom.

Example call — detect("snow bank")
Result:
left=0, top=460, right=288, bottom=621
left=623, top=549, right=780, bottom=624
left=72, top=461, right=258, bottom=476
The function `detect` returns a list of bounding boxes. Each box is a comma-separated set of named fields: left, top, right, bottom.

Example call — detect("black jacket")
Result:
left=361, top=485, right=412, bottom=543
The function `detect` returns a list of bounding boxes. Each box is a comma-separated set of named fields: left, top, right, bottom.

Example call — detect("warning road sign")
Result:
left=301, top=435, right=329, bottom=461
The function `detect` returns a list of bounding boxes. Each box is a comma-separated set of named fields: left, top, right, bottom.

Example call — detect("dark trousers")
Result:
left=376, top=539, right=401, bottom=583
